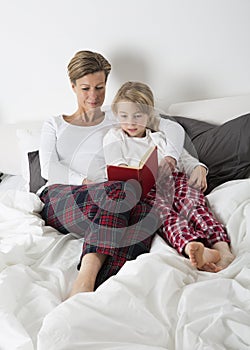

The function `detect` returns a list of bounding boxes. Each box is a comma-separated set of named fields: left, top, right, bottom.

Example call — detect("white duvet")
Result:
left=0, top=179, right=250, bottom=350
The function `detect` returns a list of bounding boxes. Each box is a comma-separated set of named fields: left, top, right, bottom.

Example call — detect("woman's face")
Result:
left=116, top=101, right=149, bottom=138
left=72, top=71, right=106, bottom=113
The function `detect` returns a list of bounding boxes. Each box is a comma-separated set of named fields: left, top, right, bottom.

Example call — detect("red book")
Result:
left=107, top=146, right=158, bottom=198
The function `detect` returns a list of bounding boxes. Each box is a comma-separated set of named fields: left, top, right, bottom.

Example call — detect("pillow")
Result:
left=16, top=124, right=46, bottom=193
left=0, top=124, right=23, bottom=175
left=28, top=151, right=47, bottom=193
left=0, top=121, right=43, bottom=176
left=166, top=113, right=250, bottom=193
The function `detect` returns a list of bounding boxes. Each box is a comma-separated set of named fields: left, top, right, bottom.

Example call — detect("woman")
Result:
left=39, top=50, right=206, bottom=297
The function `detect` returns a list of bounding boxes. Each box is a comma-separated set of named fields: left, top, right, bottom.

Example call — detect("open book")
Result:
left=107, top=146, right=158, bottom=198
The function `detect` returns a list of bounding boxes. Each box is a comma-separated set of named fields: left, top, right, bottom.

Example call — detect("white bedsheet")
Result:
left=0, top=189, right=82, bottom=350
left=0, top=179, right=250, bottom=350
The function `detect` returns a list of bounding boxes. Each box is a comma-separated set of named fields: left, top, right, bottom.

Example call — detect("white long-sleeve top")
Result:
left=39, top=112, right=185, bottom=186
left=103, top=128, right=205, bottom=177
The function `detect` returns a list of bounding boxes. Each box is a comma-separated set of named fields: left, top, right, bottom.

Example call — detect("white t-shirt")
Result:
left=39, top=112, right=186, bottom=186
left=103, top=128, right=169, bottom=166
left=39, top=114, right=116, bottom=186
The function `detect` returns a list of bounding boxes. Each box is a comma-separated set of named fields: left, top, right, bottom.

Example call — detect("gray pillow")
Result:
left=28, top=151, right=47, bottom=193
left=163, top=113, right=250, bottom=193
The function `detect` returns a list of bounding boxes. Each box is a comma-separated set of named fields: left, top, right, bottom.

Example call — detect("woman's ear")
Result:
left=71, top=82, right=76, bottom=93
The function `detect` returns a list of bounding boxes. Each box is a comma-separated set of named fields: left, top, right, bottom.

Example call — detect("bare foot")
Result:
left=216, top=252, right=235, bottom=270
left=69, top=279, right=94, bottom=297
left=68, top=252, right=107, bottom=298
left=201, top=262, right=222, bottom=273
left=185, top=242, right=221, bottom=272
left=212, top=242, right=235, bottom=270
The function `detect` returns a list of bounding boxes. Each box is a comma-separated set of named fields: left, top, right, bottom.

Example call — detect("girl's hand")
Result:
left=188, top=165, right=207, bottom=192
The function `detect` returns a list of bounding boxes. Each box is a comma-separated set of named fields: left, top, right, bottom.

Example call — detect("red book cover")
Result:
left=107, top=146, right=158, bottom=198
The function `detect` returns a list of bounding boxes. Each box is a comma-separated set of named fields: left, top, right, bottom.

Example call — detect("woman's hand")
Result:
left=82, top=178, right=94, bottom=185
left=188, top=165, right=207, bottom=192
left=159, top=156, right=176, bottom=175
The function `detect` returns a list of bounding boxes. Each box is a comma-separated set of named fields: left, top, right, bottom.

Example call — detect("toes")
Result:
left=199, top=262, right=222, bottom=273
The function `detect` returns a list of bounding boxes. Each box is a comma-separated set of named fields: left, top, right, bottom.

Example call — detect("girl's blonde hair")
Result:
left=67, top=50, right=111, bottom=84
left=112, top=81, right=155, bottom=116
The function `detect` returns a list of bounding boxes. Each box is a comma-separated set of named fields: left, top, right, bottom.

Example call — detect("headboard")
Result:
left=168, top=93, right=250, bottom=125
left=0, top=121, right=43, bottom=176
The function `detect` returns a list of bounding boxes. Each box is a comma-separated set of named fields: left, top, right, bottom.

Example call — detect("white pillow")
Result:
left=0, top=124, right=23, bottom=175
left=0, top=121, right=43, bottom=177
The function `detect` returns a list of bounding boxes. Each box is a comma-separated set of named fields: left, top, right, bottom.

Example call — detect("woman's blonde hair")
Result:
left=112, top=81, right=154, bottom=116
left=67, top=50, right=111, bottom=84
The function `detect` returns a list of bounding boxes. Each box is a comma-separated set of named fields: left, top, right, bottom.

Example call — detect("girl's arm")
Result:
left=103, top=129, right=128, bottom=166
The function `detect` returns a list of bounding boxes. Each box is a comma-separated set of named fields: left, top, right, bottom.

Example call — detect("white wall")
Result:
left=1, top=0, right=250, bottom=123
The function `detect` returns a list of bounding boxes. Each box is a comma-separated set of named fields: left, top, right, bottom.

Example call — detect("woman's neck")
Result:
left=64, top=108, right=104, bottom=126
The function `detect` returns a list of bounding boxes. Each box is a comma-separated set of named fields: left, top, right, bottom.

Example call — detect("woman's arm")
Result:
left=188, top=165, right=207, bottom=192
left=148, top=116, right=185, bottom=162
left=178, top=149, right=208, bottom=192
left=39, top=117, right=86, bottom=185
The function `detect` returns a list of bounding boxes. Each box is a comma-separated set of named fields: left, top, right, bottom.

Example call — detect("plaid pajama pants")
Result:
left=145, top=171, right=230, bottom=255
left=40, top=181, right=158, bottom=288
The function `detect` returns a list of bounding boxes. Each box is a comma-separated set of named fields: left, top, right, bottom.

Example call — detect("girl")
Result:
left=103, top=81, right=235, bottom=272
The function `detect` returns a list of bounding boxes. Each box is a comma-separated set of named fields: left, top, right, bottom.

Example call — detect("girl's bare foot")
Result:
left=185, top=242, right=221, bottom=272
left=216, top=253, right=235, bottom=270
left=212, top=242, right=235, bottom=270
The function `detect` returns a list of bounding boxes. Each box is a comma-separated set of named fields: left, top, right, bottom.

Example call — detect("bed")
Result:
left=0, top=94, right=250, bottom=350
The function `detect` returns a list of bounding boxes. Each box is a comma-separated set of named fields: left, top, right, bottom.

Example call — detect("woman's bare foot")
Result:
left=68, top=252, right=107, bottom=298
left=69, top=278, right=95, bottom=297
left=212, top=242, right=235, bottom=270
left=185, top=242, right=221, bottom=272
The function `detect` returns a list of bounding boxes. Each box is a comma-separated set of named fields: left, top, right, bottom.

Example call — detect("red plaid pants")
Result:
left=145, top=171, right=230, bottom=255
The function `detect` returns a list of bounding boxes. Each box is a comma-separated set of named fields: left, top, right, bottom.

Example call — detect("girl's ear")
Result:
left=147, top=113, right=153, bottom=125
left=147, top=113, right=158, bottom=131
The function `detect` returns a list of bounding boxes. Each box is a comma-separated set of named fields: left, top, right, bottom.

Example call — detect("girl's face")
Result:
left=72, top=71, right=106, bottom=113
left=116, top=101, right=149, bottom=138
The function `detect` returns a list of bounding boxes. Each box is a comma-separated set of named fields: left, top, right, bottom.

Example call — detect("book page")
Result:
left=139, top=146, right=156, bottom=168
